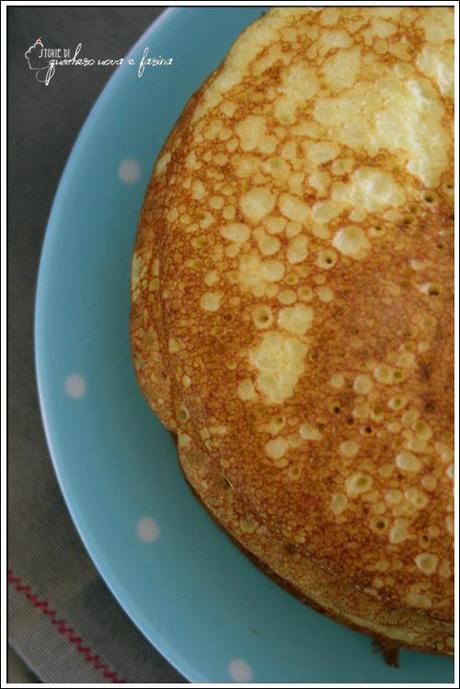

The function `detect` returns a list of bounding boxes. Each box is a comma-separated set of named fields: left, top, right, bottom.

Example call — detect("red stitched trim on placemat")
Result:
left=8, top=569, right=125, bottom=683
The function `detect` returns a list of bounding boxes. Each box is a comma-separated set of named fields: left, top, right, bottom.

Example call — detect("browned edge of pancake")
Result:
left=129, top=69, right=226, bottom=433
left=185, top=469, right=450, bottom=659
left=170, top=431, right=449, bottom=660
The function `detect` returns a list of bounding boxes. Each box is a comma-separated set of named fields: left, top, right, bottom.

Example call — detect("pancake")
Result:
left=131, top=7, right=454, bottom=655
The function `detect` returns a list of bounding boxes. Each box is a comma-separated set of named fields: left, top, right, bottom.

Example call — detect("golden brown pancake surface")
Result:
left=131, top=6, right=454, bottom=654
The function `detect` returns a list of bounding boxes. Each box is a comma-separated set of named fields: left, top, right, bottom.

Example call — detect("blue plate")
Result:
left=35, top=8, right=454, bottom=683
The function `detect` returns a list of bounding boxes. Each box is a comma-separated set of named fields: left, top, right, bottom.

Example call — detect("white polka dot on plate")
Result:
left=64, top=374, right=86, bottom=399
left=118, top=158, right=141, bottom=184
left=228, top=659, right=253, bottom=683
left=136, top=517, right=159, bottom=543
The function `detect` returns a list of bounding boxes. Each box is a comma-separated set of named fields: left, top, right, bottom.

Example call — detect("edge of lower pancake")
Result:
left=129, top=85, right=209, bottom=431
left=176, top=435, right=453, bottom=656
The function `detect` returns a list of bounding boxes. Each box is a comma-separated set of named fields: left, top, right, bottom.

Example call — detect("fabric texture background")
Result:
left=8, top=7, right=185, bottom=683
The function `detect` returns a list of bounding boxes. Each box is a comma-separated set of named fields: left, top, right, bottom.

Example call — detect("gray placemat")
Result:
left=8, top=7, right=185, bottom=683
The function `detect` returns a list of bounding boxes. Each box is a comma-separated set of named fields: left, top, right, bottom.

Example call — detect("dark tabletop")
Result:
left=8, top=7, right=185, bottom=683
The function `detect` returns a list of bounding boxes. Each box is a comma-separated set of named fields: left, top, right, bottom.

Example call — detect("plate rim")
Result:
left=33, top=8, right=207, bottom=682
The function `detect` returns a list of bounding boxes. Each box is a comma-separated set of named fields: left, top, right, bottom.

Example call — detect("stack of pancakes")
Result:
left=131, top=7, right=454, bottom=655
